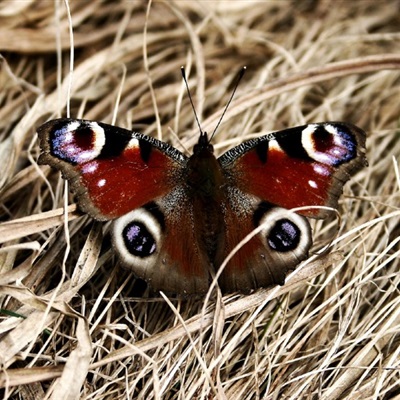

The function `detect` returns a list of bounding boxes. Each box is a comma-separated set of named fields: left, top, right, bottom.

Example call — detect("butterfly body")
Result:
left=38, top=118, right=367, bottom=294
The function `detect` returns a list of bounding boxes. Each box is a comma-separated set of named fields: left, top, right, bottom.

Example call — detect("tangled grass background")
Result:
left=0, top=1, right=399, bottom=399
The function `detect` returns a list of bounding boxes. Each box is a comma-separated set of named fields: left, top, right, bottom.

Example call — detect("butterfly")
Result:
left=37, top=117, right=367, bottom=294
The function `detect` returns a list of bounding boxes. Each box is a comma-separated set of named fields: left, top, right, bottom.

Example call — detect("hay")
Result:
left=0, top=1, right=399, bottom=398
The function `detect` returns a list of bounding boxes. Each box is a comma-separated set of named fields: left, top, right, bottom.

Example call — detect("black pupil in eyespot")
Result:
left=123, top=222, right=156, bottom=257
left=268, top=219, right=300, bottom=252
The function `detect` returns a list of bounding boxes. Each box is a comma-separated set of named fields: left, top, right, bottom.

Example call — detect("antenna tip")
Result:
left=238, top=66, right=247, bottom=78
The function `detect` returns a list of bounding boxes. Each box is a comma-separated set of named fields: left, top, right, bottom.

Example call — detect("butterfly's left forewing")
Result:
left=38, top=118, right=187, bottom=220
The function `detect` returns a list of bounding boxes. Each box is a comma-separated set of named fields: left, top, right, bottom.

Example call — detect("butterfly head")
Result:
left=193, top=131, right=214, bottom=156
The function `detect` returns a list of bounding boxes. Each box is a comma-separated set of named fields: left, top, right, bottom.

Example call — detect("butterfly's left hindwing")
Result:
left=38, top=118, right=187, bottom=220
left=111, top=197, right=214, bottom=294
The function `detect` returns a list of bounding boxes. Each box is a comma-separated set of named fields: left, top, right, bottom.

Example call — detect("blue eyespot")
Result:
left=123, top=222, right=156, bottom=257
left=267, top=219, right=300, bottom=252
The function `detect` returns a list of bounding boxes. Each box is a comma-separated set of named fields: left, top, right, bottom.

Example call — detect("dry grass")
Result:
left=0, top=1, right=400, bottom=399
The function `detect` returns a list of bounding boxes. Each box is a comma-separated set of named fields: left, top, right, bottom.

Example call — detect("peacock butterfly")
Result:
left=37, top=113, right=367, bottom=294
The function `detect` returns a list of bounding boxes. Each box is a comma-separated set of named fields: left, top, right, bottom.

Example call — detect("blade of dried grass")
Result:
left=91, top=253, right=339, bottom=370
left=189, top=54, right=400, bottom=143
left=0, top=243, right=40, bottom=285
left=0, top=223, right=102, bottom=373
left=0, top=205, right=79, bottom=244
left=160, top=291, right=219, bottom=398
left=321, top=296, right=400, bottom=400
left=0, top=365, right=65, bottom=388
left=49, top=317, right=91, bottom=400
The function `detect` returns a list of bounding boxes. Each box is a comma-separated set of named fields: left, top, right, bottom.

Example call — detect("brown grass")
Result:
left=0, top=1, right=400, bottom=399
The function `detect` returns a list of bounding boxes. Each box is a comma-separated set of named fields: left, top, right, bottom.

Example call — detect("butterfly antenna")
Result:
left=209, top=66, right=246, bottom=142
left=181, top=67, right=203, bottom=136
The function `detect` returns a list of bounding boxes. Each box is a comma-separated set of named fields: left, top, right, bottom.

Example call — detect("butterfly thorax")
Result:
left=186, top=133, right=225, bottom=198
